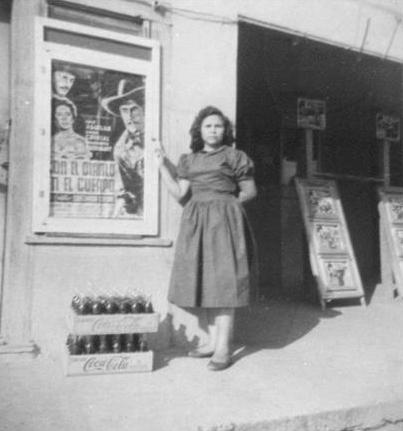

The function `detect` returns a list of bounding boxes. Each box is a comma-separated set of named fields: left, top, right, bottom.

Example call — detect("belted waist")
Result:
left=190, top=191, right=237, bottom=202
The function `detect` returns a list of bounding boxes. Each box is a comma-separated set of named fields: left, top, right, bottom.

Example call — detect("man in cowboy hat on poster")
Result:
left=101, top=79, right=145, bottom=218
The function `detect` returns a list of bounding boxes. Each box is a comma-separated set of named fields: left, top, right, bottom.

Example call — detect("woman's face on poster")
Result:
left=55, top=104, right=74, bottom=131
left=53, top=70, right=76, bottom=97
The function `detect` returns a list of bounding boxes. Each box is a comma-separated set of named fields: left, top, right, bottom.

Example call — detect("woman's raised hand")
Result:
left=152, top=138, right=166, bottom=167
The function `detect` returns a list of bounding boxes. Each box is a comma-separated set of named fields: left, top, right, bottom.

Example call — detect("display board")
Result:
left=377, top=187, right=403, bottom=296
left=295, top=178, right=365, bottom=308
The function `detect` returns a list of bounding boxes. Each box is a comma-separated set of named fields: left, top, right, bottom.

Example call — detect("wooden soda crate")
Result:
left=67, top=312, right=159, bottom=335
left=65, top=350, right=154, bottom=376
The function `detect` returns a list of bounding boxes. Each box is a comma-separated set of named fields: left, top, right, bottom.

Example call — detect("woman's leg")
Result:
left=211, top=307, right=234, bottom=362
left=189, top=308, right=216, bottom=356
left=205, top=308, right=217, bottom=351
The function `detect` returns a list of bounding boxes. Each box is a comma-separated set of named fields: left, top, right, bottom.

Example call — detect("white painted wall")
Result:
left=171, top=0, right=403, bottom=62
left=0, top=23, right=10, bottom=126
left=0, top=22, right=10, bottom=344
left=237, top=0, right=403, bottom=62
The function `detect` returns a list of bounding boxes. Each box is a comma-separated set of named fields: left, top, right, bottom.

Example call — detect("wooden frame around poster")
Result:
left=377, top=187, right=403, bottom=296
left=32, top=18, right=160, bottom=236
left=295, top=178, right=365, bottom=309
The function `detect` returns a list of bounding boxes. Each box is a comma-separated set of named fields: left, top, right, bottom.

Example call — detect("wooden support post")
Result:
left=383, top=140, right=390, bottom=187
left=305, top=129, right=314, bottom=179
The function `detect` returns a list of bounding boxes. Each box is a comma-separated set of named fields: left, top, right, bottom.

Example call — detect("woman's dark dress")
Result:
left=168, top=145, right=256, bottom=308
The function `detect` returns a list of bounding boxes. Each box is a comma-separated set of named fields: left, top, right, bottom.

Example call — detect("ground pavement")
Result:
left=0, top=299, right=403, bottom=431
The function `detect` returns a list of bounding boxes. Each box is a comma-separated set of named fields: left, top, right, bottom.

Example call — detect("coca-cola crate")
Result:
left=65, top=350, right=154, bottom=376
left=67, top=312, right=159, bottom=335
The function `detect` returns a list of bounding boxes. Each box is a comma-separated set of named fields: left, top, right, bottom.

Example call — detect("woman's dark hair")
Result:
left=53, top=98, right=77, bottom=119
left=189, top=106, right=234, bottom=152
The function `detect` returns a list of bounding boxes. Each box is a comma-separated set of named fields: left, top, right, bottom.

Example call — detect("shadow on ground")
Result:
left=231, top=298, right=341, bottom=364
left=154, top=298, right=342, bottom=370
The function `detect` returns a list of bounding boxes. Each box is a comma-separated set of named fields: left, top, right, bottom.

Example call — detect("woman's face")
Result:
left=55, top=105, right=74, bottom=130
left=200, top=114, right=225, bottom=148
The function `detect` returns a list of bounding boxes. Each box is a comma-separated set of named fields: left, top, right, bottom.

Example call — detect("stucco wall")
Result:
left=165, top=2, right=239, bottom=346
left=0, top=21, right=9, bottom=345
left=0, top=23, right=10, bottom=126
left=172, top=0, right=403, bottom=62
left=31, top=246, right=174, bottom=356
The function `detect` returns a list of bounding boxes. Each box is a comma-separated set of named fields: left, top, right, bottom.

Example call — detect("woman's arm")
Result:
left=238, top=179, right=257, bottom=203
left=159, top=163, right=190, bottom=202
left=154, top=140, right=190, bottom=202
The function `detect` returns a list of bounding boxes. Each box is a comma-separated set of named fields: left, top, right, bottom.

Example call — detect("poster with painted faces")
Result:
left=50, top=60, right=146, bottom=219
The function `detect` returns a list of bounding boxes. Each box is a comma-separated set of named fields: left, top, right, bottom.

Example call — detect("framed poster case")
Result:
left=297, top=98, right=326, bottom=130
left=295, top=178, right=365, bottom=308
left=376, top=113, right=400, bottom=142
left=33, top=18, right=160, bottom=235
left=378, top=187, right=403, bottom=295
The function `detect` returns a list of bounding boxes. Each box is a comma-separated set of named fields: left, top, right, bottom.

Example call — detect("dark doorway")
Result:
left=236, top=21, right=403, bottom=302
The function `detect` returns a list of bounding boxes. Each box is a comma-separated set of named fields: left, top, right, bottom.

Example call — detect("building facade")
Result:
left=0, top=0, right=402, bottom=358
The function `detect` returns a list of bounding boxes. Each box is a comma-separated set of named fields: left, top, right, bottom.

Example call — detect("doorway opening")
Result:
left=236, top=21, right=403, bottom=303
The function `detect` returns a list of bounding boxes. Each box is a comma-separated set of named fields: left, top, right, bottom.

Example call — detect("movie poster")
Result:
left=50, top=60, right=146, bottom=220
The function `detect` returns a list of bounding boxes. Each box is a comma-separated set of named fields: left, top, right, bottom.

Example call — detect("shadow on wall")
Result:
left=153, top=308, right=207, bottom=370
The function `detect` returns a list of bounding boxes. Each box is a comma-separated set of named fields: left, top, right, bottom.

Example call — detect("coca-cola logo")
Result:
left=83, top=356, right=131, bottom=372
left=91, top=315, right=152, bottom=333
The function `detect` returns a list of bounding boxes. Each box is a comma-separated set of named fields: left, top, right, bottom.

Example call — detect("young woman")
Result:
left=155, top=106, right=257, bottom=371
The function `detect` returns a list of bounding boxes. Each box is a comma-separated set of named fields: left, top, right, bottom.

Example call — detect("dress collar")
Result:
left=200, top=145, right=227, bottom=155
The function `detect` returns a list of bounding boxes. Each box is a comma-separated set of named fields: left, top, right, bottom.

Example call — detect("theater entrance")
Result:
left=236, top=21, right=403, bottom=303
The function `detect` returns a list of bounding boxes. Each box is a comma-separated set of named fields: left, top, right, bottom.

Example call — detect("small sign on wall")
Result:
left=376, top=113, right=400, bottom=142
left=297, top=98, right=326, bottom=130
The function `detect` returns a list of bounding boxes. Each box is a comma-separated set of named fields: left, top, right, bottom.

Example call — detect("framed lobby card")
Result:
left=32, top=18, right=160, bottom=235
left=318, top=258, right=357, bottom=293
left=296, top=178, right=364, bottom=307
left=312, top=222, right=346, bottom=254
left=303, top=181, right=338, bottom=219
left=379, top=191, right=403, bottom=225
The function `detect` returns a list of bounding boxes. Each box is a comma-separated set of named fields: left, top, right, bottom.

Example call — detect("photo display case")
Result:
left=378, top=187, right=403, bottom=295
left=295, top=178, right=365, bottom=308
left=33, top=18, right=160, bottom=235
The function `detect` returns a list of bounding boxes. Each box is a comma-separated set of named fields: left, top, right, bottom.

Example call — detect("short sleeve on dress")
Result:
left=233, top=150, right=255, bottom=181
left=176, top=154, right=189, bottom=179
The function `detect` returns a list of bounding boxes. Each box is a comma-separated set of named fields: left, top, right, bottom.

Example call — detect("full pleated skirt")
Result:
left=168, top=194, right=256, bottom=308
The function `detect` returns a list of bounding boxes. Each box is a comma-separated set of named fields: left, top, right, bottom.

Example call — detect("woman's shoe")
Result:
left=207, top=358, right=232, bottom=371
left=188, top=348, right=214, bottom=358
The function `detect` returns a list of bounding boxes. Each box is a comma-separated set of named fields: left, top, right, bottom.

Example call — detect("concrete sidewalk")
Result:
left=1, top=299, right=403, bottom=431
